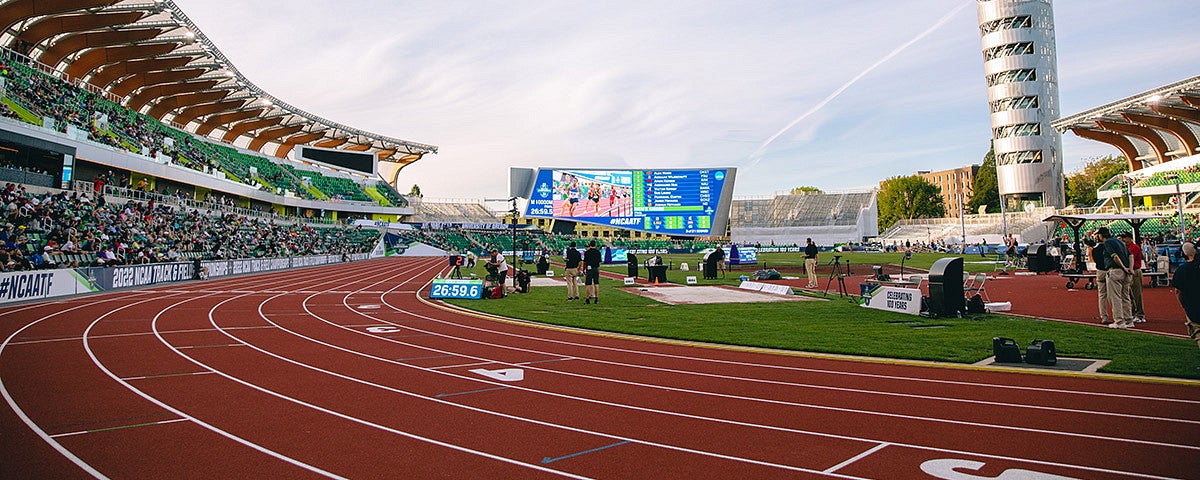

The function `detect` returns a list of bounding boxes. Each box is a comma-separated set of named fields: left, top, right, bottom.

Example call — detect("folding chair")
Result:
left=907, top=275, right=924, bottom=291
left=962, top=272, right=975, bottom=293
left=965, top=272, right=989, bottom=302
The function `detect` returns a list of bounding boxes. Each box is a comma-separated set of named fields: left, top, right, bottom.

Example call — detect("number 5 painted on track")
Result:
left=920, top=459, right=1079, bottom=480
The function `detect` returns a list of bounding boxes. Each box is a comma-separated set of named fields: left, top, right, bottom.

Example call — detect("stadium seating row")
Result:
left=0, top=55, right=406, bottom=208
left=730, top=192, right=874, bottom=228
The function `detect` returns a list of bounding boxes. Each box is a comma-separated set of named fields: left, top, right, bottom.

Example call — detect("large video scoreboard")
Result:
left=521, top=168, right=736, bottom=236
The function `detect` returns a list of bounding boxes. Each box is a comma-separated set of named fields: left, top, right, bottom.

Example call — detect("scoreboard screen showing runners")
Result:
left=521, top=168, right=736, bottom=236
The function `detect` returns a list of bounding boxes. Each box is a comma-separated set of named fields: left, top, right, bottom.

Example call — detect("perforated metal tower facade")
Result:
left=977, top=0, right=1065, bottom=208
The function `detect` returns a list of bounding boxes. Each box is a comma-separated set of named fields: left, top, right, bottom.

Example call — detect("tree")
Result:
left=967, top=148, right=999, bottom=214
left=789, top=186, right=824, bottom=195
left=409, top=184, right=423, bottom=198
left=877, top=175, right=945, bottom=230
left=1064, top=155, right=1128, bottom=206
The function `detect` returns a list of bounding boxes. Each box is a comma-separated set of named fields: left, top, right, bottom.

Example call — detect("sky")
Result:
left=172, top=0, right=1200, bottom=202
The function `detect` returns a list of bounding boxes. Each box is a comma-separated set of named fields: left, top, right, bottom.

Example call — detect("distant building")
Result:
left=977, top=0, right=1065, bottom=209
left=918, top=166, right=979, bottom=218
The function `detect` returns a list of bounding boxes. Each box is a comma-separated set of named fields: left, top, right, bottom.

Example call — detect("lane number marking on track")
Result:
left=921, top=459, right=1079, bottom=480
left=469, top=368, right=525, bottom=382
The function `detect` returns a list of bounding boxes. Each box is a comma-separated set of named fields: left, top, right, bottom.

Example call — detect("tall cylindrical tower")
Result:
left=977, top=0, right=1065, bottom=209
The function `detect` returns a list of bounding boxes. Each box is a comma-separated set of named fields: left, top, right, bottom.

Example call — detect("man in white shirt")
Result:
left=488, top=249, right=509, bottom=288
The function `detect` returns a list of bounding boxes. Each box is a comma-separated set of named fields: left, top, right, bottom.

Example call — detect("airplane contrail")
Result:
left=744, top=1, right=973, bottom=169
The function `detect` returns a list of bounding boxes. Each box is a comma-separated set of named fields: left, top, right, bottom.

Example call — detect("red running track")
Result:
left=1, top=257, right=1198, bottom=479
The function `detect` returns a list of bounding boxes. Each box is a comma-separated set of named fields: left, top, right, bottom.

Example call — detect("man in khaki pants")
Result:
left=803, top=238, right=819, bottom=288
left=1120, top=232, right=1145, bottom=322
left=1097, top=227, right=1134, bottom=329
left=563, top=241, right=582, bottom=301
left=1088, top=234, right=1109, bottom=324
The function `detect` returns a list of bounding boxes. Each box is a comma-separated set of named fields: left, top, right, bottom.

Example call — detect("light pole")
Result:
left=1166, top=173, right=1184, bottom=239
left=487, top=196, right=520, bottom=288
left=959, top=190, right=966, bottom=248
left=1124, top=174, right=1135, bottom=214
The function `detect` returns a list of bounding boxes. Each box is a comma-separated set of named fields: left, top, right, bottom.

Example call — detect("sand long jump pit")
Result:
left=619, top=285, right=825, bottom=305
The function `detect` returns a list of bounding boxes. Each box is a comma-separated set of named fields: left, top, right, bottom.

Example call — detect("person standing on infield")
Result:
left=1171, top=242, right=1199, bottom=349
left=583, top=239, right=602, bottom=304
left=1097, top=227, right=1134, bottom=329
left=488, top=249, right=509, bottom=289
left=563, top=241, right=582, bottom=301
left=1087, top=233, right=1110, bottom=324
left=804, top=238, right=819, bottom=288
left=1120, top=232, right=1146, bottom=323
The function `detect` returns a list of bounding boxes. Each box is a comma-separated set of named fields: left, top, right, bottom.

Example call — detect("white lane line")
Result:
left=292, top=269, right=1180, bottom=478
left=403, top=301, right=1200, bottom=414
left=432, top=300, right=1200, bottom=405
left=824, top=443, right=890, bottom=474
left=353, top=296, right=1200, bottom=430
left=171, top=263, right=596, bottom=478
left=83, top=283, right=357, bottom=479
left=355, top=273, right=1195, bottom=477
left=208, top=288, right=853, bottom=477
left=0, top=291, right=162, bottom=480
left=333, top=307, right=1200, bottom=452
left=250, top=259, right=1190, bottom=480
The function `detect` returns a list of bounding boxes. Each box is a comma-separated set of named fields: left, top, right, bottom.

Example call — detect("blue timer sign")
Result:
left=429, top=278, right=484, bottom=299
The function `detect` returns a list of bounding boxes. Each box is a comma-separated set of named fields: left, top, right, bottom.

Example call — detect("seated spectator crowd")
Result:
left=0, top=60, right=408, bottom=207
left=0, top=182, right=379, bottom=273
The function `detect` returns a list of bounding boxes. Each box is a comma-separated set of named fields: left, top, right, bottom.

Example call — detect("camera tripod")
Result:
left=822, top=255, right=850, bottom=298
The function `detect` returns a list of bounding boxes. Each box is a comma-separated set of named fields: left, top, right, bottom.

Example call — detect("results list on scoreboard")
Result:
left=631, top=170, right=720, bottom=234
left=632, top=170, right=717, bottom=212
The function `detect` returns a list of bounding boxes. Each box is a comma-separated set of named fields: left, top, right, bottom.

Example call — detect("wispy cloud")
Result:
left=173, top=0, right=1200, bottom=198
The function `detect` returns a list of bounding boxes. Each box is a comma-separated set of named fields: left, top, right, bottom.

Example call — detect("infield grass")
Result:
left=445, top=252, right=1200, bottom=380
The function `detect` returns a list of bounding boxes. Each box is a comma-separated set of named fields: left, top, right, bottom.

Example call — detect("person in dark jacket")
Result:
left=583, top=240, right=602, bottom=304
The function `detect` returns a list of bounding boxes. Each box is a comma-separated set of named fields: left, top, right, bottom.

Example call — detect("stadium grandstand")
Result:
left=406, top=198, right=502, bottom=225
left=0, top=0, right=470, bottom=290
left=0, top=0, right=435, bottom=222
left=729, top=190, right=879, bottom=246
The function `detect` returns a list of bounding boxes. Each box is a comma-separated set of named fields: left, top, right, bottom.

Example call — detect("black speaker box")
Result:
left=928, top=257, right=964, bottom=317
left=1025, top=339, right=1057, bottom=366
left=993, top=337, right=1022, bottom=363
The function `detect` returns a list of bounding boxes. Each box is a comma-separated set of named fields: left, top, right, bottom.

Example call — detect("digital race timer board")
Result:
left=428, top=278, right=484, bottom=299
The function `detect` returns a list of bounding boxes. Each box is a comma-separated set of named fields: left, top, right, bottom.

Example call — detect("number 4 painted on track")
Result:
left=469, top=368, right=524, bottom=382
left=921, top=459, right=1079, bottom=480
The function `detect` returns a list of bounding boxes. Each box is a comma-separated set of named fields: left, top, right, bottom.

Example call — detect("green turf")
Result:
left=445, top=253, right=1200, bottom=380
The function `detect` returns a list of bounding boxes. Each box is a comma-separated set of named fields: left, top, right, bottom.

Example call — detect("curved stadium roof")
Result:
left=0, top=0, right=436, bottom=168
left=1052, top=75, right=1200, bottom=171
